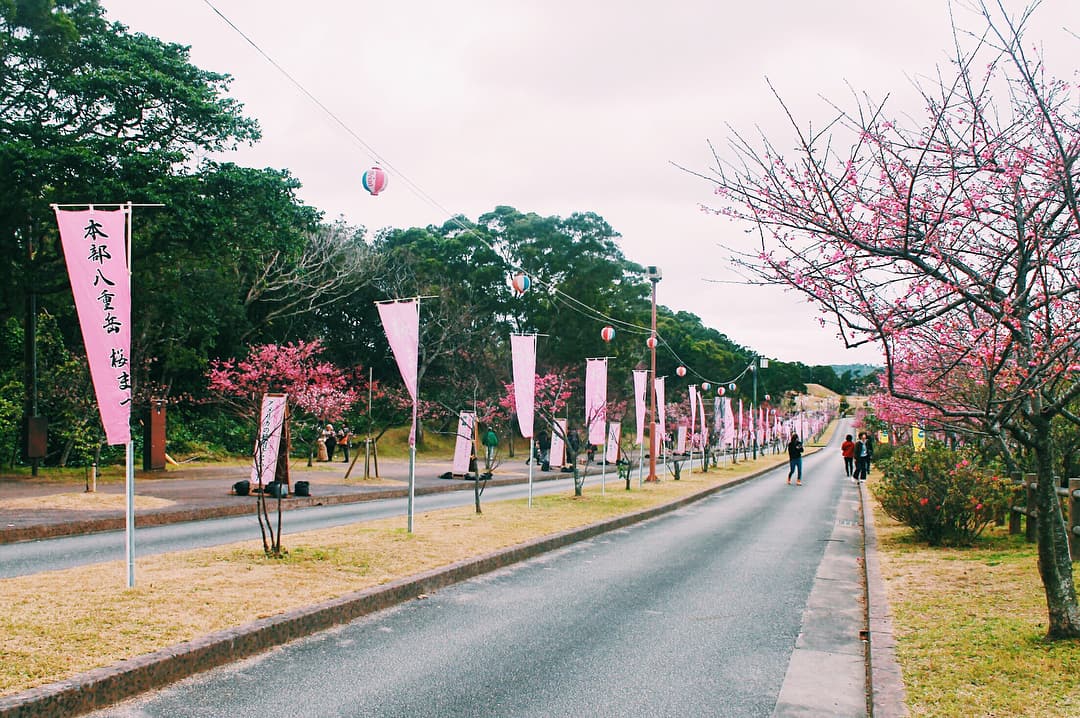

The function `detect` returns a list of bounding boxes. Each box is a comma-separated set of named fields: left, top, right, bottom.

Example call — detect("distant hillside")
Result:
left=805, top=383, right=839, bottom=398
left=830, top=364, right=881, bottom=378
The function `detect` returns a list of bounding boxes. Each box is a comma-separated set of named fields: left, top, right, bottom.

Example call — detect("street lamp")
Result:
left=645, top=265, right=662, bottom=481
left=752, top=356, right=768, bottom=459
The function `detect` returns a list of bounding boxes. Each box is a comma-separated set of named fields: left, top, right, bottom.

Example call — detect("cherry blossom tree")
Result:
left=695, top=2, right=1080, bottom=637
left=208, top=339, right=361, bottom=464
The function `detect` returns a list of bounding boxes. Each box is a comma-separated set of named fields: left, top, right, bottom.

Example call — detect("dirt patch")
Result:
left=0, top=493, right=175, bottom=512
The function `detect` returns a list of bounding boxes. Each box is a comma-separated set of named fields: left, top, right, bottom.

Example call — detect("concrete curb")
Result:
left=858, top=480, right=910, bottom=717
left=0, top=465, right=776, bottom=718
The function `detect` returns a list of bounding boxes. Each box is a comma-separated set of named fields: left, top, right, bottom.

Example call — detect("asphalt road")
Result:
left=0, top=477, right=584, bottom=578
left=92, top=429, right=853, bottom=717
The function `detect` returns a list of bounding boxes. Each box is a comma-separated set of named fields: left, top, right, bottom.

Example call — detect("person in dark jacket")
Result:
left=787, top=432, right=804, bottom=485
left=536, top=429, right=552, bottom=471
left=854, top=433, right=873, bottom=481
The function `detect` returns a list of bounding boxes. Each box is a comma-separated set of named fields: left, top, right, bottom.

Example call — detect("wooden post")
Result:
left=1025, top=473, right=1038, bottom=544
left=1069, top=477, right=1080, bottom=563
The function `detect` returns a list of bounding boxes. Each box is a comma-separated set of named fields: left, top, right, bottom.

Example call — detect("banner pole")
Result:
left=528, top=438, right=534, bottom=508
left=639, top=438, right=644, bottom=488
left=601, top=437, right=607, bottom=496
left=408, top=445, right=415, bottom=533
left=124, top=202, right=135, bottom=588
left=125, top=441, right=134, bottom=587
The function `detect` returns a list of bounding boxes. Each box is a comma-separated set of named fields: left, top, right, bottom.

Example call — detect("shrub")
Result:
left=873, top=443, right=1014, bottom=546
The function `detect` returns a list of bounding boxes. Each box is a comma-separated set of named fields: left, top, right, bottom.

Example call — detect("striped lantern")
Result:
left=600, top=326, right=616, bottom=342
left=362, top=166, right=389, bottom=196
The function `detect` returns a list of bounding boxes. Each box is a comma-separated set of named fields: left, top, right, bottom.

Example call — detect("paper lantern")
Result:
left=764, top=394, right=771, bottom=402
left=510, top=273, right=531, bottom=295
left=717, top=386, right=726, bottom=396
left=361, top=166, right=388, bottom=196
left=676, top=366, right=687, bottom=377
left=600, top=326, right=615, bottom=342
left=646, top=336, right=658, bottom=349
left=728, top=382, right=737, bottom=392
left=701, top=382, right=711, bottom=391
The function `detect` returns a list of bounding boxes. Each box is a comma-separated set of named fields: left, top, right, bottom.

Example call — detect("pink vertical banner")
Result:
left=585, top=358, right=608, bottom=445
left=699, top=398, right=708, bottom=451
left=738, top=399, right=744, bottom=446
left=376, top=299, right=419, bottom=445
left=251, top=394, right=288, bottom=487
left=633, top=369, right=648, bottom=446
left=550, top=418, right=567, bottom=467
left=655, top=377, right=666, bottom=441
left=606, top=422, right=620, bottom=463
left=722, top=397, right=735, bottom=446
left=452, top=411, right=475, bottom=475
left=510, top=334, right=536, bottom=438
left=55, top=208, right=132, bottom=445
left=689, top=385, right=698, bottom=446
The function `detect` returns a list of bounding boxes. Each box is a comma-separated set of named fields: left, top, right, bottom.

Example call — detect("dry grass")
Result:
left=871, top=484, right=1080, bottom=717
left=0, top=455, right=783, bottom=697
left=0, top=493, right=175, bottom=512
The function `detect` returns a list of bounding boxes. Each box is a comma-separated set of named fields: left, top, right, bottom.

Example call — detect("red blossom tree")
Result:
left=208, top=339, right=361, bottom=463
left=695, top=2, right=1080, bottom=637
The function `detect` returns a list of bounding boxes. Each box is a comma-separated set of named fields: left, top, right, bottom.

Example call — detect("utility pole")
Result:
left=645, top=266, right=662, bottom=481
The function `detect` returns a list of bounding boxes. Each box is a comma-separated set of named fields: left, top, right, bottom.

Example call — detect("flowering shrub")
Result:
left=873, top=443, right=1014, bottom=546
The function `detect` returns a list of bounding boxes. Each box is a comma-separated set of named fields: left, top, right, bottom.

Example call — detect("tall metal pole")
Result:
left=752, top=359, right=758, bottom=460
left=646, top=276, right=659, bottom=481
left=124, top=202, right=135, bottom=588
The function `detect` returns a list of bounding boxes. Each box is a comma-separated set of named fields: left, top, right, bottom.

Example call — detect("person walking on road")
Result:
left=854, top=432, right=873, bottom=482
left=841, top=434, right=855, bottom=478
left=787, top=432, right=804, bottom=486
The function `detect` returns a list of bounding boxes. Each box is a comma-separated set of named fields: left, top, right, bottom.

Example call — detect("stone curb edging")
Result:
left=0, top=472, right=570, bottom=545
left=858, top=480, right=910, bottom=717
left=0, top=464, right=777, bottom=718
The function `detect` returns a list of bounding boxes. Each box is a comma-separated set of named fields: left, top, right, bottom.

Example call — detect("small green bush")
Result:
left=873, top=443, right=1015, bottom=546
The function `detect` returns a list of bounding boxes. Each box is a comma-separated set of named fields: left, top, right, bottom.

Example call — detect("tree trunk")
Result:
left=1033, top=428, right=1080, bottom=639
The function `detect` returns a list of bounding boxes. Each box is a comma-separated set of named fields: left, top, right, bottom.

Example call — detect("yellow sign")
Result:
left=912, top=425, right=926, bottom=452
left=877, top=430, right=889, bottom=445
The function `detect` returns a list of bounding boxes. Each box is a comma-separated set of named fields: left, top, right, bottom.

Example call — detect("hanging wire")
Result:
left=201, top=0, right=744, bottom=382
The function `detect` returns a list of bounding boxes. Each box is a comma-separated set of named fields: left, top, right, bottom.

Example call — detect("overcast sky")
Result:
left=98, top=0, right=1079, bottom=367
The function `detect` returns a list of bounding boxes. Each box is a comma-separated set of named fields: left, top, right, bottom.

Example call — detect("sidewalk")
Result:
left=0, top=454, right=580, bottom=544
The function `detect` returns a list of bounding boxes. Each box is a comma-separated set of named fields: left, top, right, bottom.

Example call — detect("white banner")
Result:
left=452, top=411, right=476, bottom=474
left=606, top=422, right=620, bottom=463
left=251, top=394, right=288, bottom=487
left=550, top=419, right=567, bottom=468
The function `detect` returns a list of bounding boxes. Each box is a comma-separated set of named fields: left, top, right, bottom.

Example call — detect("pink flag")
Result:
left=689, top=385, right=698, bottom=445
left=699, top=397, right=708, bottom=451
left=550, top=419, right=567, bottom=467
left=633, top=369, right=648, bottom=445
left=585, top=358, right=608, bottom=445
left=55, top=208, right=132, bottom=445
left=655, top=377, right=666, bottom=440
left=738, top=399, right=744, bottom=445
left=452, top=411, right=476, bottom=475
left=722, top=397, right=735, bottom=446
left=510, top=334, right=536, bottom=438
left=251, top=394, right=288, bottom=487
left=376, top=299, right=419, bottom=445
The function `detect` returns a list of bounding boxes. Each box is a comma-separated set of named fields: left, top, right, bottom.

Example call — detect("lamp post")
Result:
left=645, top=266, right=662, bottom=481
left=752, top=356, right=768, bottom=459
